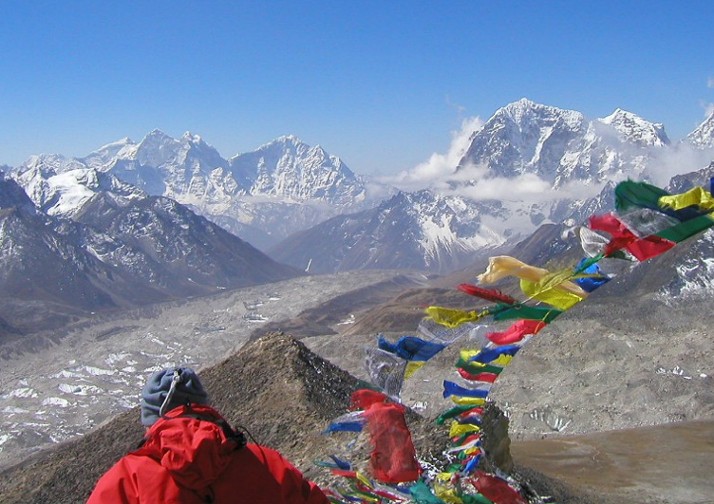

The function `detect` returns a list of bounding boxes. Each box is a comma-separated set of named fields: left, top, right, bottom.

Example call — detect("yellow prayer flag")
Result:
left=449, top=421, right=481, bottom=437
left=478, top=255, right=549, bottom=283
left=425, top=306, right=488, bottom=328
left=451, top=396, right=487, bottom=406
left=520, top=278, right=585, bottom=310
left=490, top=354, right=513, bottom=367
left=434, top=473, right=465, bottom=504
left=535, top=267, right=588, bottom=296
left=460, top=349, right=481, bottom=361
left=355, top=471, right=373, bottom=488
left=404, top=361, right=426, bottom=379
left=659, top=186, right=714, bottom=211
left=463, top=446, right=483, bottom=456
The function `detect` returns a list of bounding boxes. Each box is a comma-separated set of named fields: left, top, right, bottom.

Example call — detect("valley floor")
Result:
left=511, top=419, right=714, bottom=504
left=0, top=270, right=408, bottom=470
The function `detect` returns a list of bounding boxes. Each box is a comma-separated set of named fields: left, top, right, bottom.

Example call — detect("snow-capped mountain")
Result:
left=8, top=98, right=714, bottom=276
left=0, top=174, right=121, bottom=337
left=12, top=163, right=143, bottom=218
left=599, top=108, right=669, bottom=147
left=270, top=98, right=714, bottom=273
left=0, top=171, right=301, bottom=338
left=230, top=135, right=367, bottom=204
left=684, top=110, right=714, bottom=149
left=11, top=132, right=379, bottom=250
left=268, top=189, right=510, bottom=274
left=455, top=98, right=670, bottom=188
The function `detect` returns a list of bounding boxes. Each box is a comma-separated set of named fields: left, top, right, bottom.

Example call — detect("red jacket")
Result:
left=87, top=405, right=329, bottom=503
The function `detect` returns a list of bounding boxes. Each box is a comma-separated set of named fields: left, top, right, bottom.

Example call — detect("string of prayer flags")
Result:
left=322, top=179, right=714, bottom=503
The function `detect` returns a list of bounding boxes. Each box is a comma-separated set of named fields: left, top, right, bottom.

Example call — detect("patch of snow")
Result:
left=336, top=314, right=356, bottom=325
left=2, top=406, right=29, bottom=414
left=52, top=370, right=84, bottom=379
left=58, top=383, right=104, bottom=396
left=81, top=366, right=114, bottom=376
left=4, top=388, right=38, bottom=399
left=42, top=397, right=72, bottom=407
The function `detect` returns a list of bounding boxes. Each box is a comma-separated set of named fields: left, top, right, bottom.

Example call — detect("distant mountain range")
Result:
left=272, top=99, right=714, bottom=272
left=13, top=132, right=380, bottom=250
left=0, top=171, right=301, bottom=339
left=4, top=98, right=714, bottom=315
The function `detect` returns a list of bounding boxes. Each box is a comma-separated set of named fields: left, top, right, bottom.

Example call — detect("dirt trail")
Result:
left=511, top=419, right=714, bottom=504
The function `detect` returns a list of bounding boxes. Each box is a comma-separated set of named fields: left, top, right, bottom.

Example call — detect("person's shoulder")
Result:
left=242, top=443, right=292, bottom=463
left=245, top=442, right=280, bottom=455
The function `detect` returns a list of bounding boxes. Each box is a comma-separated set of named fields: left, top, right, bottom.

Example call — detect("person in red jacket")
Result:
left=87, top=367, right=330, bottom=503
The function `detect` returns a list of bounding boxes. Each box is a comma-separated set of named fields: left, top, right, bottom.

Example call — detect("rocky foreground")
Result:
left=0, top=333, right=603, bottom=504
left=1, top=257, right=713, bottom=503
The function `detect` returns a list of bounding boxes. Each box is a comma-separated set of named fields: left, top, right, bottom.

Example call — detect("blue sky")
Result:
left=1, top=1, right=712, bottom=175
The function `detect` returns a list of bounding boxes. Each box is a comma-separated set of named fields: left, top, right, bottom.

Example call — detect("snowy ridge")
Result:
left=230, top=135, right=367, bottom=205
left=457, top=98, right=674, bottom=190
left=269, top=189, right=509, bottom=274
left=7, top=98, right=714, bottom=272
left=10, top=132, right=379, bottom=249
left=599, top=108, right=669, bottom=147
left=685, top=110, right=714, bottom=149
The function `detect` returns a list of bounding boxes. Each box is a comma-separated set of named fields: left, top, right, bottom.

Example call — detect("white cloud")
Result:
left=646, top=142, right=714, bottom=187
left=708, top=76, right=714, bottom=89
left=448, top=173, right=553, bottom=202
left=381, top=116, right=483, bottom=191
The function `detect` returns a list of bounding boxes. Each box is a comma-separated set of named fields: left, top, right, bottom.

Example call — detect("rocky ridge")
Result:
left=0, top=333, right=595, bottom=504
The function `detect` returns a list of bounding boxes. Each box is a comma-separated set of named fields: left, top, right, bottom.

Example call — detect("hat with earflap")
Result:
left=140, top=367, right=209, bottom=426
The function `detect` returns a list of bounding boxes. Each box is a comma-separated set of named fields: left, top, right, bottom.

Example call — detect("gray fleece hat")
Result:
left=140, top=367, right=209, bottom=426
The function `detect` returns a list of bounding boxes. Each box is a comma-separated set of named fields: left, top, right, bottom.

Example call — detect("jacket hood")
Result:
left=140, top=404, right=238, bottom=490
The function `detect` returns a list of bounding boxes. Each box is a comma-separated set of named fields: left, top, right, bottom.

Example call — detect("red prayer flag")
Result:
left=589, top=213, right=675, bottom=261
left=363, top=402, right=421, bottom=483
left=350, top=389, right=389, bottom=410
left=471, top=470, right=527, bottom=504
left=487, top=319, right=546, bottom=345
left=457, top=284, right=517, bottom=305
left=457, top=369, right=499, bottom=382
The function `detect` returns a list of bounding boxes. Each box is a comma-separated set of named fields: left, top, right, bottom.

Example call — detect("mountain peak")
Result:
left=500, top=97, right=538, bottom=118
left=277, top=134, right=300, bottom=143
left=599, top=108, right=669, bottom=146
left=0, top=174, right=36, bottom=214
left=685, top=110, right=714, bottom=149
left=267, top=134, right=306, bottom=149
left=181, top=131, right=204, bottom=144
left=96, top=137, right=134, bottom=150
left=146, top=128, right=171, bottom=138
left=497, top=98, right=584, bottom=128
